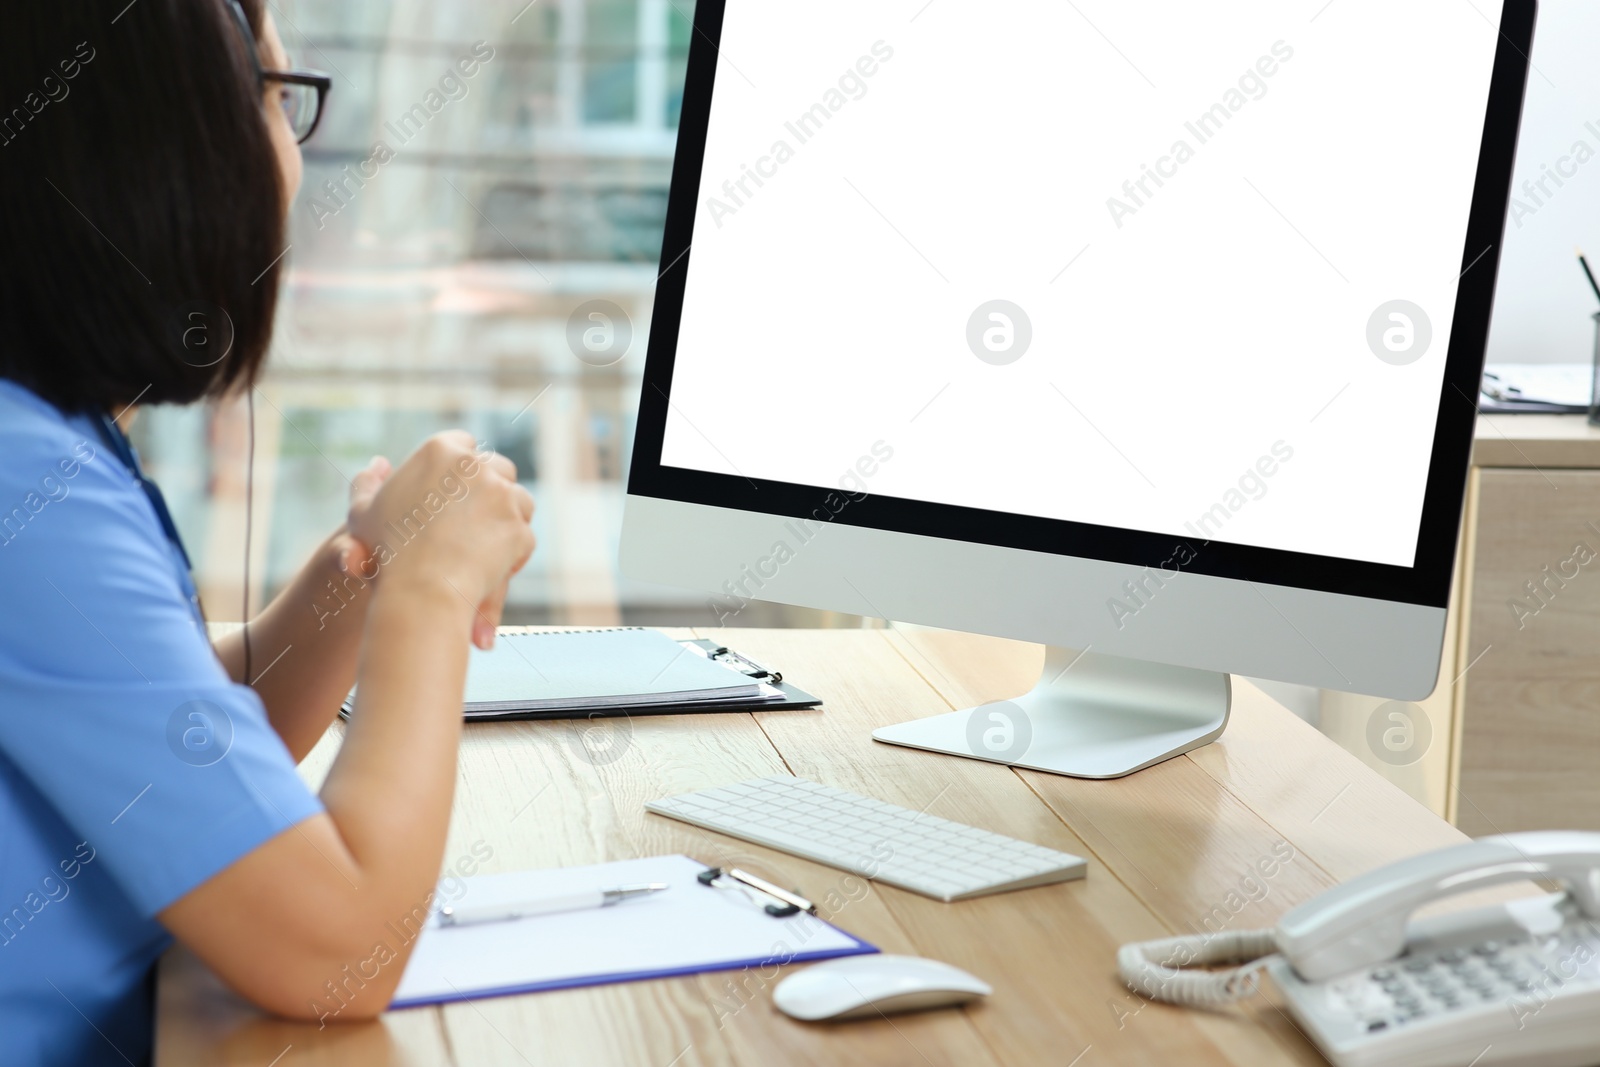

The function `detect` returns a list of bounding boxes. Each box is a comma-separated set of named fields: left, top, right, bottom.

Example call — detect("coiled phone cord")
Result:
left=1117, top=928, right=1281, bottom=1006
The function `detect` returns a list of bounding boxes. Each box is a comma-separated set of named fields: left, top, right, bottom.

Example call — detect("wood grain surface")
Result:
left=156, top=627, right=1478, bottom=1067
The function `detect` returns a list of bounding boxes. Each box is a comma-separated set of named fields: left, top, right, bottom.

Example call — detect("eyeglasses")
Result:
left=263, top=69, right=331, bottom=144
left=225, top=0, right=332, bottom=144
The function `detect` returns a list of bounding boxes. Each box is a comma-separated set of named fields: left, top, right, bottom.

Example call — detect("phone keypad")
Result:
left=1328, top=921, right=1600, bottom=1033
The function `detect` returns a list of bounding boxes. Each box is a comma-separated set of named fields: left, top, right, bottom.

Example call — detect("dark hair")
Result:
left=0, top=0, right=284, bottom=413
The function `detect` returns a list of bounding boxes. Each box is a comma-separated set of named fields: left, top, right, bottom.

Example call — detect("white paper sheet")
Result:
left=1482, top=363, right=1593, bottom=406
left=391, top=854, right=874, bottom=1007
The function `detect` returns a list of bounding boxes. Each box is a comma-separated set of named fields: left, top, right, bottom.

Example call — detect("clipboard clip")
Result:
left=697, top=866, right=815, bottom=917
left=705, top=646, right=783, bottom=685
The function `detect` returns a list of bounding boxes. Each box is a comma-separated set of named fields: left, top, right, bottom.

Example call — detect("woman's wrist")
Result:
left=308, top=528, right=376, bottom=632
left=366, top=566, right=477, bottom=629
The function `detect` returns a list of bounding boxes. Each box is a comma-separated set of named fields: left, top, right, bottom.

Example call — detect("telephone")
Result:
left=1118, top=831, right=1600, bottom=1067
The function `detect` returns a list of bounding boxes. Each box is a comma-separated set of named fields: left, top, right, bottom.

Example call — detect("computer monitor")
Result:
left=620, top=1, right=1537, bottom=777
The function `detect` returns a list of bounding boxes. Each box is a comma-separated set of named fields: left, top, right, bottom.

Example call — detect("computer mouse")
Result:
left=772, top=954, right=992, bottom=1021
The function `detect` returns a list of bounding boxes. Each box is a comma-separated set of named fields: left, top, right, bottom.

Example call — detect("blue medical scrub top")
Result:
left=0, top=380, right=324, bottom=1067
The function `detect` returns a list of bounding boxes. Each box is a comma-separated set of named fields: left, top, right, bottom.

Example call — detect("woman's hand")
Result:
left=331, top=454, right=392, bottom=577
left=346, top=432, right=536, bottom=648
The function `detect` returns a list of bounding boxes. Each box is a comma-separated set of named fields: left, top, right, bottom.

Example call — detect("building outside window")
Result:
left=134, top=0, right=862, bottom=630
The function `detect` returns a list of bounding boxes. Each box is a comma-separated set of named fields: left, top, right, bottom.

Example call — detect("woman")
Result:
left=0, top=3, right=536, bottom=1064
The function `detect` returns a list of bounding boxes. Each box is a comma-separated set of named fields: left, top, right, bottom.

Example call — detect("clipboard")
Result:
left=389, top=854, right=875, bottom=1008
left=339, top=634, right=822, bottom=722
left=458, top=639, right=822, bottom=721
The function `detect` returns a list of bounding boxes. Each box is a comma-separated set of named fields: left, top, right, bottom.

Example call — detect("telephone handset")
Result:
left=1119, top=832, right=1600, bottom=1067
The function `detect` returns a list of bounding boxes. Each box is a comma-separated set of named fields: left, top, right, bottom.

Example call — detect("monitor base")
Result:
left=871, top=646, right=1231, bottom=779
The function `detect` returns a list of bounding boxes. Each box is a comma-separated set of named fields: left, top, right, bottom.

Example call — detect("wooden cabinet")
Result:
left=1323, top=416, right=1600, bottom=832
left=1455, top=467, right=1600, bottom=833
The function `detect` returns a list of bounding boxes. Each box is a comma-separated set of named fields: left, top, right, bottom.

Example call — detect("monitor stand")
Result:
left=871, top=646, right=1231, bottom=779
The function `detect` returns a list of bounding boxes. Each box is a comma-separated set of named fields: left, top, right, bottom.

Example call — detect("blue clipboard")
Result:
left=388, top=854, right=876, bottom=1009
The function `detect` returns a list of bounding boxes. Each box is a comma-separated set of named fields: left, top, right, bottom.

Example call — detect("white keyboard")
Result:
left=645, top=774, right=1088, bottom=901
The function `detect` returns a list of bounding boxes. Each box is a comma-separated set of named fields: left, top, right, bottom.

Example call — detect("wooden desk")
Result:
left=156, top=627, right=1476, bottom=1067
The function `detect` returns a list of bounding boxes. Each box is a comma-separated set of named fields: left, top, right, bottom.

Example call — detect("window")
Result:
left=135, top=0, right=852, bottom=629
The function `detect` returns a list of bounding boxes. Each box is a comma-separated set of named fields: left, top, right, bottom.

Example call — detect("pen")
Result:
left=1578, top=247, right=1600, bottom=307
left=726, top=868, right=817, bottom=915
left=438, top=882, right=670, bottom=927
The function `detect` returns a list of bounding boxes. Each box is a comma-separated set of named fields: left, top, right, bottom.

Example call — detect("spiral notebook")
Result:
left=340, top=628, right=821, bottom=721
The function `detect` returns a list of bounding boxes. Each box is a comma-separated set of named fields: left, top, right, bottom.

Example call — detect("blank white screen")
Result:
left=659, top=1, right=1504, bottom=568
